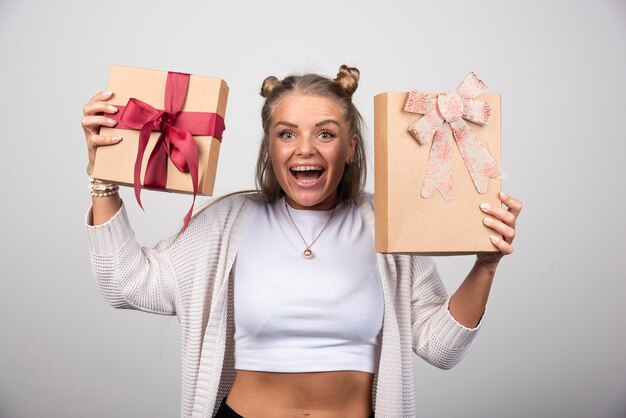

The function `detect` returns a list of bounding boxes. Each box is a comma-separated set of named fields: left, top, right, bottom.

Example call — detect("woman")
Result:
left=82, top=65, right=521, bottom=418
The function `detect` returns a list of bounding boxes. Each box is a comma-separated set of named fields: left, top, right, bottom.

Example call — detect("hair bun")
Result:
left=260, top=76, right=281, bottom=98
left=334, top=65, right=360, bottom=97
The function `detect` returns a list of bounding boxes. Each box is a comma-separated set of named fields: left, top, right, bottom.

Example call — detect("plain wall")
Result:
left=1, top=0, right=624, bottom=417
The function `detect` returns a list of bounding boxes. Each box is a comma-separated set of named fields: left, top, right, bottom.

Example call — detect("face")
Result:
left=268, top=93, right=357, bottom=211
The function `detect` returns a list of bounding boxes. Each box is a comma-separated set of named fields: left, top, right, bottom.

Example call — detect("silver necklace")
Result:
left=284, top=199, right=337, bottom=259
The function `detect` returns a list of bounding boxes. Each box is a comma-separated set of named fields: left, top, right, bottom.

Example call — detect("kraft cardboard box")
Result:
left=374, top=86, right=502, bottom=255
left=93, top=65, right=228, bottom=196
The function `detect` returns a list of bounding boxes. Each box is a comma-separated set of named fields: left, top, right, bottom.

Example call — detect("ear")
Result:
left=346, top=134, right=358, bottom=163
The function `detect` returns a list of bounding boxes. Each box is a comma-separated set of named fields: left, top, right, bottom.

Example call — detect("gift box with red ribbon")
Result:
left=93, top=65, right=228, bottom=230
left=374, top=72, right=503, bottom=254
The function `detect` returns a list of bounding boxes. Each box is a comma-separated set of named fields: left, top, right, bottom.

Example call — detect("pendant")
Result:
left=303, top=248, right=313, bottom=259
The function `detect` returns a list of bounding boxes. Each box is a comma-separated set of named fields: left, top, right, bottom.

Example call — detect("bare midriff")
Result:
left=226, top=370, right=374, bottom=418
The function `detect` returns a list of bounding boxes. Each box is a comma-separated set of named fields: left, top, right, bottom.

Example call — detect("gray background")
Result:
left=1, top=0, right=625, bottom=417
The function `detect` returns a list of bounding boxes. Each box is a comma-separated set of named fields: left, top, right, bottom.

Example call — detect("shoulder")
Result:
left=357, top=191, right=374, bottom=206
left=355, top=191, right=375, bottom=224
left=355, top=191, right=374, bottom=210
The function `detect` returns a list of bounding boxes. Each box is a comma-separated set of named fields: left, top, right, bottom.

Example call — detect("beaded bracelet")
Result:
left=90, top=188, right=119, bottom=198
left=90, top=182, right=118, bottom=191
left=87, top=163, right=119, bottom=197
left=89, top=181, right=119, bottom=197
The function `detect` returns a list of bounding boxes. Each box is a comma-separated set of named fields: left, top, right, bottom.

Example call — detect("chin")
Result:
left=285, top=190, right=337, bottom=210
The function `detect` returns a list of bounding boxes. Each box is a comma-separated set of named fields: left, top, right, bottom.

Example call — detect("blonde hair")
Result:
left=255, top=64, right=366, bottom=204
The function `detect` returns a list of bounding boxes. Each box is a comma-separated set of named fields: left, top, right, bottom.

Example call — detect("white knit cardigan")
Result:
left=87, top=193, right=482, bottom=418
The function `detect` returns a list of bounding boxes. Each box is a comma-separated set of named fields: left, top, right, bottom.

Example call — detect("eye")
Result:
left=317, top=130, right=336, bottom=140
left=278, top=130, right=295, bottom=140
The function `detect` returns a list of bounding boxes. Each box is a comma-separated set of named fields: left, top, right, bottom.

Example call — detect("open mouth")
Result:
left=289, top=166, right=325, bottom=183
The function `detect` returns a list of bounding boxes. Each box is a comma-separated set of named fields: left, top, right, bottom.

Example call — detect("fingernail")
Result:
left=489, top=235, right=500, bottom=243
left=108, top=105, right=118, bottom=113
left=107, top=118, right=117, bottom=126
left=103, top=91, right=113, bottom=96
left=112, top=136, right=122, bottom=142
left=480, top=203, right=491, bottom=211
left=500, top=192, right=508, bottom=200
left=484, top=216, right=493, bottom=225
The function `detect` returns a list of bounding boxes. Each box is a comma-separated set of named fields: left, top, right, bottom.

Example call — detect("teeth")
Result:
left=291, top=166, right=324, bottom=172
left=296, top=178, right=318, bottom=184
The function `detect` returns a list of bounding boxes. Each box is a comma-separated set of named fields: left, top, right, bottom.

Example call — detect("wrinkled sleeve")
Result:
left=410, top=256, right=484, bottom=370
left=86, top=203, right=179, bottom=315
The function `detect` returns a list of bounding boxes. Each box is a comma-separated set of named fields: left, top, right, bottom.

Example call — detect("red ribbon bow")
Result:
left=110, top=71, right=225, bottom=231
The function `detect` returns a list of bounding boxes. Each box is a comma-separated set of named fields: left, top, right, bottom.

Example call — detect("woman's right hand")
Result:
left=81, top=91, right=122, bottom=171
left=82, top=91, right=124, bottom=224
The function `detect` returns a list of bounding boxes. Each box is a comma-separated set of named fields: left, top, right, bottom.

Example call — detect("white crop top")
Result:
left=233, top=197, right=384, bottom=374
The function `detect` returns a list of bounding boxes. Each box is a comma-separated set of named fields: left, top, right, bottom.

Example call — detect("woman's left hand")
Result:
left=476, top=192, right=523, bottom=268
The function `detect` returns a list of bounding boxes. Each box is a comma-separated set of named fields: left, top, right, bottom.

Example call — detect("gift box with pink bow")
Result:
left=93, top=65, right=229, bottom=229
left=374, top=72, right=503, bottom=254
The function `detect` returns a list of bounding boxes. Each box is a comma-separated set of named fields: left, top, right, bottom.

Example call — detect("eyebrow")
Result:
left=274, top=121, right=298, bottom=128
left=315, top=119, right=340, bottom=128
left=273, top=119, right=341, bottom=129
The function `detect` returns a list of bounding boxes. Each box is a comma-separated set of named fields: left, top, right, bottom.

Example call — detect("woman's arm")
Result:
left=448, top=192, right=523, bottom=327
left=408, top=193, right=521, bottom=369
left=410, top=257, right=478, bottom=370
left=82, top=91, right=181, bottom=314
left=87, top=203, right=180, bottom=315
left=89, top=192, right=122, bottom=225
left=82, top=90, right=124, bottom=225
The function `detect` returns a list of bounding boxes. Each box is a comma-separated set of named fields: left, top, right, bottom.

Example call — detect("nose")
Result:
left=295, top=136, right=316, bottom=157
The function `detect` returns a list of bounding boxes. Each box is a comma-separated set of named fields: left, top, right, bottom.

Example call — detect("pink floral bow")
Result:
left=404, top=72, right=503, bottom=200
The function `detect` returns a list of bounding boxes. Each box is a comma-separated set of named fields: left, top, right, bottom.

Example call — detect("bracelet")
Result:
left=89, top=182, right=118, bottom=191
left=90, top=188, right=119, bottom=198
left=87, top=162, right=119, bottom=196
left=90, top=182, right=119, bottom=197
left=88, top=164, right=119, bottom=197
left=89, top=179, right=118, bottom=191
